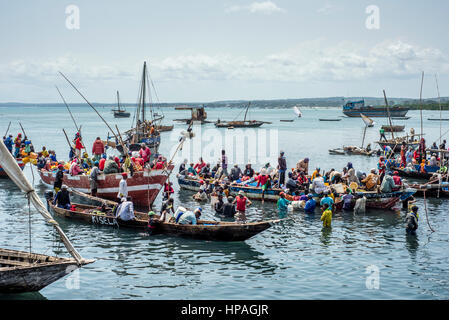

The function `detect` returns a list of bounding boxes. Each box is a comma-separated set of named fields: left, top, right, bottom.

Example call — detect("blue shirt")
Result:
left=277, top=197, right=291, bottom=211
left=304, top=199, right=316, bottom=213
left=4, top=137, right=13, bottom=150
left=320, top=196, right=334, bottom=208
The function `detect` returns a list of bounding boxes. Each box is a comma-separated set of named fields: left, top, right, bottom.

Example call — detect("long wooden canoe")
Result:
left=48, top=200, right=279, bottom=241
left=0, top=248, right=93, bottom=293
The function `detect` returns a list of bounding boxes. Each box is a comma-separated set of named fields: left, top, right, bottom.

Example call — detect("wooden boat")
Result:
left=428, top=118, right=449, bottom=121
left=342, top=100, right=409, bottom=117
left=391, top=165, right=439, bottom=180
left=174, top=106, right=211, bottom=124
left=214, top=102, right=271, bottom=128
left=334, top=188, right=416, bottom=210
left=343, top=146, right=375, bottom=156
left=177, top=176, right=286, bottom=201
left=381, top=125, right=405, bottom=132
left=49, top=196, right=279, bottom=241
left=391, top=117, right=411, bottom=120
left=280, top=119, right=294, bottom=122
left=376, top=139, right=420, bottom=152
left=0, top=158, right=25, bottom=178
left=154, top=124, right=174, bottom=132
left=0, top=140, right=93, bottom=293
left=0, top=248, right=92, bottom=293
left=407, top=182, right=449, bottom=198
left=112, top=91, right=130, bottom=118
left=319, top=118, right=341, bottom=122
left=38, top=165, right=174, bottom=207
left=328, top=148, right=346, bottom=155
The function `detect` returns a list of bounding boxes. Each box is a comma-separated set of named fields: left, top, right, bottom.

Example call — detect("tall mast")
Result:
left=141, top=62, right=147, bottom=124
left=383, top=90, right=394, bottom=140
left=419, top=71, right=424, bottom=139
left=243, top=101, right=251, bottom=122
left=117, top=90, right=121, bottom=111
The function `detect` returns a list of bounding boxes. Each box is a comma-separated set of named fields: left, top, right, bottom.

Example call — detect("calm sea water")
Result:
left=1, top=105, right=449, bottom=300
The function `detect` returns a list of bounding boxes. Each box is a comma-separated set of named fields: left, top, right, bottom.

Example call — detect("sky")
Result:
left=1, top=0, right=449, bottom=103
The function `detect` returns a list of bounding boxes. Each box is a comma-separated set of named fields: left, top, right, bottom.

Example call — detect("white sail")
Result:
left=293, top=106, right=302, bottom=117
left=0, top=139, right=85, bottom=264
left=360, top=113, right=374, bottom=126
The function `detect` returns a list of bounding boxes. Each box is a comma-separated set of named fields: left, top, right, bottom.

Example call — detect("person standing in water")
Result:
left=320, top=203, right=332, bottom=228
left=233, top=190, right=252, bottom=223
left=405, top=206, right=419, bottom=235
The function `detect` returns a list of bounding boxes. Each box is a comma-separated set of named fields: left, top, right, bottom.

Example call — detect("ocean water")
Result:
left=1, top=105, right=449, bottom=300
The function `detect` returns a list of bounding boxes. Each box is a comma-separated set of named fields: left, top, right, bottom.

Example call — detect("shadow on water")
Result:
left=0, top=291, right=47, bottom=300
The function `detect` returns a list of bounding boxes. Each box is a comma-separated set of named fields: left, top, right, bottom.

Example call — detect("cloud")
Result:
left=317, top=3, right=334, bottom=14
left=225, top=1, right=285, bottom=15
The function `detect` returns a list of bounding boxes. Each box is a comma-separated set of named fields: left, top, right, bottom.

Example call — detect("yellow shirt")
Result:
left=321, top=209, right=332, bottom=227
left=42, top=150, right=49, bottom=157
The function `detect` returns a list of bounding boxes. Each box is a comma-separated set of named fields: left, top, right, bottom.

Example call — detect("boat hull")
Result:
left=335, top=189, right=416, bottom=210
left=392, top=165, right=439, bottom=180
left=343, top=107, right=409, bottom=118
left=0, top=159, right=25, bottom=178
left=0, top=248, right=93, bottom=293
left=38, top=166, right=173, bottom=207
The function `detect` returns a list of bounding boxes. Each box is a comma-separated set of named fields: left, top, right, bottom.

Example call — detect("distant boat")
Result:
left=319, top=118, right=341, bottom=122
left=215, top=102, right=270, bottom=128
left=112, top=91, right=130, bottom=118
left=343, top=100, right=409, bottom=117
left=293, top=106, right=302, bottom=118
left=392, top=117, right=411, bottom=120
left=360, top=113, right=375, bottom=127
left=381, top=125, right=405, bottom=132
left=428, top=118, right=449, bottom=121
left=280, top=119, right=294, bottom=122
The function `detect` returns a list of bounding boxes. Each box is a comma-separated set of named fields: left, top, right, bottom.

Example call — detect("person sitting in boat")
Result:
left=304, top=194, right=316, bottom=214
left=69, top=159, right=82, bottom=176
left=229, top=164, right=242, bottom=181
left=296, top=158, right=309, bottom=175
left=405, top=206, right=419, bottom=235
left=419, top=159, right=427, bottom=174
left=113, top=156, right=121, bottom=171
left=330, top=170, right=343, bottom=185
left=392, top=171, right=402, bottom=191
left=139, top=143, right=151, bottom=164
left=53, top=185, right=71, bottom=210
left=361, top=169, right=379, bottom=191
left=103, top=156, right=120, bottom=174
left=311, top=167, right=320, bottom=181
left=175, top=207, right=202, bottom=225
left=3, top=134, right=13, bottom=154
left=380, top=174, right=396, bottom=193
left=214, top=194, right=225, bottom=215
left=439, top=140, right=447, bottom=150
left=311, top=173, right=327, bottom=195
left=256, top=168, right=271, bottom=203
left=211, top=162, right=220, bottom=178
left=222, top=196, right=236, bottom=218
left=429, top=153, right=438, bottom=167
left=366, top=144, right=372, bottom=152
left=116, top=197, right=135, bottom=221
left=187, top=163, right=198, bottom=176
left=345, top=168, right=360, bottom=185
left=243, top=163, right=255, bottom=179
left=383, top=145, right=393, bottom=158
left=200, top=163, right=211, bottom=178
left=193, top=189, right=208, bottom=202
left=405, top=148, right=414, bottom=165
left=179, top=159, right=188, bottom=174
left=194, top=157, right=206, bottom=173
left=286, top=171, right=300, bottom=194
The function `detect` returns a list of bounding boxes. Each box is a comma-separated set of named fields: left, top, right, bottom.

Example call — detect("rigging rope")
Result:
left=422, top=190, right=435, bottom=233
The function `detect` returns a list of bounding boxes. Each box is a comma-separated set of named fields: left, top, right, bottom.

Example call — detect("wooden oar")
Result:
left=18, top=122, right=27, bottom=138
left=56, top=85, right=80, bottom=132
left=4, top=121, right=11, bottom=137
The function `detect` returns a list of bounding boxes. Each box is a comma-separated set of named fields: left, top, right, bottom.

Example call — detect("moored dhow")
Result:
left=343, top=100, right=409, bottom=118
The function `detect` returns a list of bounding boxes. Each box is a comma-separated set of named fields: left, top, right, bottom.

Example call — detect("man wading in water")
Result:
left=233, top=190, right=252, bottom=223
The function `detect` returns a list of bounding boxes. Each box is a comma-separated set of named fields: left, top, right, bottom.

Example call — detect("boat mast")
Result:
left=117, top=90, right=121, bottom=111
left=243, top=101, right=251, bottom=122
left=419, top=71, right=424, bottom=140
left=141, top=62, right=147, bottom=125
left=435, top=74, right=442, bottom=147
left=383, top=90, right=395, bottom=140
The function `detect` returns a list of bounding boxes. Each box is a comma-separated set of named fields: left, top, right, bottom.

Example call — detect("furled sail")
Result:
left=293, top=106, right=302, bottom=117
left=0, top=139, right=84, bottom=264
left=361, top=113, right=374, bottom=126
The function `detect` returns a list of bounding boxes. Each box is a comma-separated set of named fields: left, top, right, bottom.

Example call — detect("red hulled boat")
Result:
left=38, top=166, right=173, bottom=207
left=0, top=159, right=25, bottom=178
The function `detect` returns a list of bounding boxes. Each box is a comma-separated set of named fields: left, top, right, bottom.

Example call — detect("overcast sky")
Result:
left=1, top=0, right=448, bottom=103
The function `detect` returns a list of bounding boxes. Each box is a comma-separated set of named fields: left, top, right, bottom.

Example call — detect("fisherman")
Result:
left=3, top=135, right=13, bottom=154
left=69, top=158, right=83, bottom=176
left=176, top=207, right=202, bottom=225
left=286, top=171, right=300, bottom=194
left=187, top=163, right=198, bottom=176
left=163, top=182, right=174, bottom=201
left=296, top=158, right=309, bottom=175
left=320, top=190, right=334, bottom=211
left=116, top=197, right=135, bottom=221
left=74, top=133, right=84, bottom=159
left=277, top=151, right=287, bottom=187
left=243, top=163, right=255, bottom=179
left=13, top=133, right=22, bottom=158
left=222, top=196, right=236, bottom=218
left=194, top=157, right=206, bottom=172
left=54, top=164, right=64, bottom=193
left=256, top=168, right=270, bottom=203
left=304, top=194, right=316, bottom=214
left=221, top=149, right=228, bottom=177
left=193, top=189, right=208, bottom=202
left=99, top=154, right=107, bottom=171
left=230, top=164, right=242, bottom=181
left=406, top=147, right=414, bottom=165
left=346, top=168, right=360, bottom=185
left=53, top=185, right=71, bottom=210
left=214, top=194, right=225, bottom=214
left=233, top=190, right=252, bottom=223
left=409, top=128, right=415, bottom=142
left=341, top=189, right=354, bottom=210
left=179, top=159, right=188, bottom=174
left=311, top=173, right=327, bottom=195
left=200, top=163, right=211, bottom=178
left=380, top=173, right=395, bottom=193
left=439, top=140, right=447, bottom=150
left=277, top=192, right=291, bottom=213
left=89, top=161, right=100, bottom=197
left=392, top=171, right=402, bottom=191
left=400, top=142, right=407, bottom=167
left=361, top=169, right=379, bottom=191
left=139, top=143, right=151, bottom=163
left=379, top=127, right=387, bottom=141
left=377, top=156, right=386, bottom=183
left=117, top=172, right=128, bottom=201
left=311, top=167, right=320, bottom=181
left=160, top=198, right=175, bottom=217
left=92, top=137, right=105, bottom=161
left=103, top=156, right=120, bottom=174
left=50, top=150, right=57, bottom=162
left=429, top=153, right=438, bottom=167
left=320, top=203, right=332, bottom=228
left=405, top=206, right=419, bottom=235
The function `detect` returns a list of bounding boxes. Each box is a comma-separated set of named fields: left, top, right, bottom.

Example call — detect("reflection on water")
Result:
left=1, top=108, right=449, bottom=299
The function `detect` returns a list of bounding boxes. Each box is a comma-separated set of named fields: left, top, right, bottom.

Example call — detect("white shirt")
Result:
left=177, top=211, right=197, bottom=225
left=116, top=201, right=135, bottom=221
left=312, top=177, right=326, bottom=194
left=117, top=178, right=128, bottom=199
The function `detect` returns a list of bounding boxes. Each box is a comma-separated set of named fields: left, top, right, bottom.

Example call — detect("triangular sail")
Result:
left=360, top=113, right=374, bottom=126
left=293, top=106, right=302, bottom=117
left=0, top=139, right=84, bottom=264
